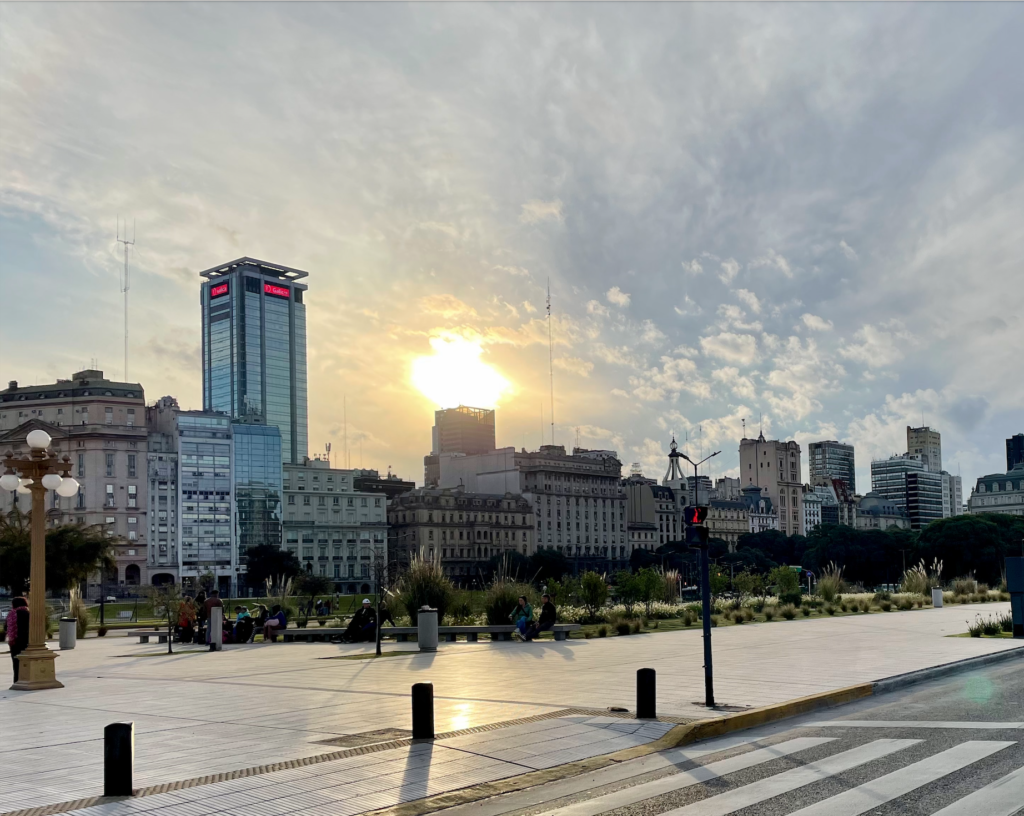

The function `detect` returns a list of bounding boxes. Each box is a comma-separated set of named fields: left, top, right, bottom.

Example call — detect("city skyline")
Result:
left=2, top=3, right=1022, bottom=493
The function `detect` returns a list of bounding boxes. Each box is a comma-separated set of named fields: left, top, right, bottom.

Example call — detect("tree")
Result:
left=529, top=548, right=570, bottom=584
left=636, top=567, right=664, bottom=616
left=709, top=569, right=729, bottom=600
left=0, top=509, right=115, bottom=595
left=148, top=583, right=185, bottom=655
left=733, top=571, right=766, bottom=606
left=579, top=571, right=609, bottom=621
left=245, top=544, right=301, bottom=592
left=614, top=570, right=640, bottom=615
left=918, top=515, right=1024, bottom=584
left=768, top=565, right=801, bottom=605
left=293, top=572, right=334, bottom=617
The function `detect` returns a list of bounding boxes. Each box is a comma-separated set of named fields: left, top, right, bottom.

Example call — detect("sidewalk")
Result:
left=1, top=603, right=1017, bottom=815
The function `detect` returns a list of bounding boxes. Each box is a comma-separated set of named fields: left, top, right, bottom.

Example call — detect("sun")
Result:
left=411, top=336, right=511, bottom=409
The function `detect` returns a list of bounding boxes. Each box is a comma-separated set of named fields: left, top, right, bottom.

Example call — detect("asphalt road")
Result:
left=440, top=658, right=1024, bottom=816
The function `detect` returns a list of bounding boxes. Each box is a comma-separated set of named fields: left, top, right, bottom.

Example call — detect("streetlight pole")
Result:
left=681, top=449, right=721, bottom=709
left=2, top=430, right=80, bottom=690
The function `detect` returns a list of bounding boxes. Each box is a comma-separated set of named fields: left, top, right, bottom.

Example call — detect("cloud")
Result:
left=586, top=299, right=610, bottom=316
left=699, top=332, right=758, bottom=366
left=734, top=289, right=762, bottom=314
left=420, top=294, right=478, bottom=318
left=800, top=313, right=834, bottom=331
left=638, top=319, right=667, bottom=344
left=522, top=300, right=537, bottom=313
left=610, top=388, right=630, bottom=398
left=748, top=249, right=793, bottom=278
left=718, top=258, right=741, bottom=284
left=762, top=336, right=846, bottom=419
left=592, top=344, right=641, bottom=367
left=711, top=366, right=757, bottom=400
left=839, top=240, right=858, bottom=261
left=681, top=259, right=704, bottom=275
left=674, top=295, right=703, bottom=316
left=519, top=199, right=564, bottom=224
left=673, top=345, right=700, bottom=358
left=493, top=264, right=530, bottom=277
left=606, top=286, right=631, bottom=307
left=554, top=356, right=594, bottom=377
left=629, top=355, right=710, bottom=402
left=503, top=301, right=520, bottom=319
left=838, top=322, right=913, bottom=368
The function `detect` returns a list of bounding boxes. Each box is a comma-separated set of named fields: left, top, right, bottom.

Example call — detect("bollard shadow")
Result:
left=396, top=739, right=446, bottom=803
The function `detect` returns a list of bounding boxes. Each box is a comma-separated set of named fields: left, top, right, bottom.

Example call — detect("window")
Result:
left=77, top=453, right=85, bottom=478
left=126, top=408, right=135, bottom=426
left=105, top=406, right=114, bottom=425
left=128, top=485, right=137, bottom=508
left=105, top=484, right=115, bottom=507
left=105, top=516, right=115, bottom=525
left=127, top=454, right=137, bottom=478
left=287, top=495, right=295, bottom=505
left=303, top=496, right=311, bottom=506
left=76, top=488, right=85, bottom=509
left=106, top=453, right=115, bottom=477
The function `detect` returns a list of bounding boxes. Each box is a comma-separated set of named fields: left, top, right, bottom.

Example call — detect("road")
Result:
left=440, top=660, right=1024, bottom=816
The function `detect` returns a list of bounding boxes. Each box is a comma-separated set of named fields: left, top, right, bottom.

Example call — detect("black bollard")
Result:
left=412, top=682, right=434, bottom=739
left=104, top=722, right=135, bottom=797
left=637, top=668, right=656, bottom=718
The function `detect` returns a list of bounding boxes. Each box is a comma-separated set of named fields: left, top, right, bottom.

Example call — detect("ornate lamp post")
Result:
left=2, top=429, right=80, bottom=690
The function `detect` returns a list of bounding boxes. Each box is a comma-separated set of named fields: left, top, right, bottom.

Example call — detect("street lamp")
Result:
left=2, top=429, right=79, bottom=690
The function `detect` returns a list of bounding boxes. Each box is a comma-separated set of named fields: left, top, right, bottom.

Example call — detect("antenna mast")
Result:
left=547, top=279, right=555, bottom=446
left=343, top=395, right=348, bottom=469
left=116, top=217, right=135, bottom=380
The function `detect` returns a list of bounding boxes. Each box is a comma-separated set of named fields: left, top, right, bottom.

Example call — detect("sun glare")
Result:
left=411, top=336, right=511, bottom=409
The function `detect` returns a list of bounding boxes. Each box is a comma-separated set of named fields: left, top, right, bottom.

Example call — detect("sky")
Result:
left=1, top=2, right=1022, bottom=494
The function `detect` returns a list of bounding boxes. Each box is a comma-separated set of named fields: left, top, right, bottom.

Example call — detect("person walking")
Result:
left=509, top=595, right=533, bottom=641
left=523, top=594, right=557, bottom=641
left=5, top=596, right=29, bottom=683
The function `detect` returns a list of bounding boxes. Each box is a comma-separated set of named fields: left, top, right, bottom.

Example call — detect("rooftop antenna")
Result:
left=343, top=395, right=349, bottom=469
left=575, top=426, right=581, bottom=450
left=116, top=216, right=135, bottom=381
left=325, top=442, right=332, bottom=468
left=742, top=418, right=746, bottom=439
left=547, top=279, right=555, bottom=446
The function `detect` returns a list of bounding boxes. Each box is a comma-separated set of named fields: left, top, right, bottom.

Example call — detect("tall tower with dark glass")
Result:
left=200, top=258, right=308, bottom=464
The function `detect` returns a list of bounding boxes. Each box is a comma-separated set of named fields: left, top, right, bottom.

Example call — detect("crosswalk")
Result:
left=536, top=732, right=1024, bottom=816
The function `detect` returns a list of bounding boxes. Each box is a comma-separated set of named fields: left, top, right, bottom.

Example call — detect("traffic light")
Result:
left=685, top=525, right=709, bottom=548
left=683, top=505, right=709, bottom=525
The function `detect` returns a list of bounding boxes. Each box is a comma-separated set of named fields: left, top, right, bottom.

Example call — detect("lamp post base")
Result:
left=11, top=645, right=63, bottom=691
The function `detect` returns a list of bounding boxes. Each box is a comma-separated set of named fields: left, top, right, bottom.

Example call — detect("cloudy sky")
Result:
left=2, top=2, right=1021, bottom=493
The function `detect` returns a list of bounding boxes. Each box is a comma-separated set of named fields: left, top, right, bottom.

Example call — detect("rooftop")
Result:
left=199, top=256, right=309, bottom=281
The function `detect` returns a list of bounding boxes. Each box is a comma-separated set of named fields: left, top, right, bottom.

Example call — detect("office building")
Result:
left=200, top=257, right=309, bottom=464
left=906, top=470, right=944, bottom=530
left=907, top=425, right=942, bottom=473
left=967, top=463, right=1024, bottom=517
left=1, top=371, right=148, bottom=594
left=146, top=396, right=181, bottom=585
left=387, top=487, right=534, bottom=581
left=424, top=406, right=496, bottom=486
left=686, top=475, right=713, bottom=505
left=870, top=454, right=925, bottom=510
left=282, top=458, right=387, bottom=592
left=942, top=472, right=963, bottom=519
left=232, top=419, right=283, bottom=567
left=739, top=433, right=804, bottom=535
left=808, top=440, right=856, bottom=493
left=1007, top=433, right=1024, bottom=472
left=439, top=445, right=627, bottom=569
left=177, top=411, right=238, bottom=594
left=711, top=476, right=741, bottom=501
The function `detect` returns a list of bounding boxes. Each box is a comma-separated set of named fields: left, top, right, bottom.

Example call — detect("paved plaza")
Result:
left=1, top=604, right=1019, bottom=815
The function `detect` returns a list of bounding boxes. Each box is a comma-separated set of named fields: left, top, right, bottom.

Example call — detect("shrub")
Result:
left=398, top=559, right=455, bottom=624
left=825, top=605, right=836, bottom=616
left=967, top=616, right=984, bottom=637
left=631, top=620, right=642, bottom=634
left=710, top=615, right=720, bottom=627
left=900, top=562, right=930, bottom=596
left=998, top=612, right=1013, bottom=633
left=69, top=587, right=90, bottom=639
left=780, top=605, right=796, bottom=620
left=897, top=598, right=913, bottom=611
left=817, top=562, right=846, bottom=603
left=597, top=625, right=609, bottom=638
left=952, top=576, right=977, bottom=596
left=981, top=616, right=1002, bottom=637
left=763, top=607, right=775, bottom=622
left=859, top=600, right=871, bottom=613
left=839, top=602, right=848, bottom=613
left=873, top=591, right=892, bottom=603
left=999, top=592, right=1011, bottom=602
left=801, top=606, right=811, bottom=617
left=742, top=608, right=754, bottom=622
left=661, top=569, right=682, bottom=603
left=978, top=583, right=990, bottom=594
left=584, top=631, right=593, bottom=639
left=880, top=600, right=892, bottom=612
left=446, top=593, right=475, bottom=625
left=615, top=621, right=632, bottom=636
left=914, top=599, right=923, bottom=609
left=682, top=612, right=694, bottom=627
left=483, top=581, right=534, bottom=626
left=732, top=610, right=745, bottom=624
left=579, top=571, right=609, bottom=621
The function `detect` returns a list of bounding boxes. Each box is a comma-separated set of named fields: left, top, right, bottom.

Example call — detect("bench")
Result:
left=117, top=611, right=133, bottom=621
left=279, top=623, right=581, bottom=643
left=127, top=629, right=169, bottom=644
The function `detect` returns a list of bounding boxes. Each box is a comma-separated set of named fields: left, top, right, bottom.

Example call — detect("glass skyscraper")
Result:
left=200, top=257, right=308, bottom=463
left=232, top=421, right=283, bottom=571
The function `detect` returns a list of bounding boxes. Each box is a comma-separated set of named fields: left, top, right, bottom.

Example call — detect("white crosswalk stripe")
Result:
left=804, top=720, right=1024, bottom=730
left=929, top=765, right=1024, bottom=816
left=786, top=741, right=1015, bottom=816
left=541, top=738, right=836, bottom=816
left=650, top=739, right=920, bottom=816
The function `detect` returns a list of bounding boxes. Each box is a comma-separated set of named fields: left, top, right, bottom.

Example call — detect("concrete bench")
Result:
left=280, top=623, right=580, bottom=643
left=127, top=629, right=169, bottom=644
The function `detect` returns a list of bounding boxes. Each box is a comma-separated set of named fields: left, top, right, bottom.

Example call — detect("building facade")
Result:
left=1, top=371, right=148, bottom=594
left=870, top=454, right=925, bottom=510
left=711, top=476, right=741, bottom=501
left=739, top=433, right=804, bottom=535
left=802, top=490, right=823, bottom=532
left=624, top=477, right=684, bottom=551
left=707, top=500, right=749, bottom=549
left=808, top=440, right=856, bottom=493
left=232, top=420, right=283, bottom=562
left=424, top=405, right=496, bottom=486
left=146, top=396, right=180, bottom=585
left=1006, top=434, right=1024, bottom=472
left=387, top=488, right=534, bottom=582
left=907, top=425, right=942, bottom=473
left=905, top=470, right=944, bottom=530
left=967, top=463, right=1024, bottom=517
left=200, top=257, right=309, bottom=464
left=942, top=472, right=963, bottom=519
left=282, top=458, right=387, bottom=592
left=177, top=412, right=238, bottom=594
left=855, top=492, right=910, bottom=530
left=739, top=484, right=778, bottom=534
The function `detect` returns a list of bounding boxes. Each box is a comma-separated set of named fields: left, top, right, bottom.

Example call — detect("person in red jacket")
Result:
left=5, top=596, right=30, bottom=683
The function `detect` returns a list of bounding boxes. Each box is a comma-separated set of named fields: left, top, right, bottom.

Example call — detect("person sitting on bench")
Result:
left=262, top=604, right=287, bottom=643
left=523, top=594, right=557, bottom=641
left=342, top=599, right=377, bottom=643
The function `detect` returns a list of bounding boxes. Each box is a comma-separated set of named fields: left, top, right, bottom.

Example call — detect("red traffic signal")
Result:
left=684, top=505, right=709, bottom=525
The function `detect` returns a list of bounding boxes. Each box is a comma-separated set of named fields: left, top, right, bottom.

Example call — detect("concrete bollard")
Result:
left=104, top=722, right=134, bottom=797
left=209, top=606, right=223, bottom=651
left=418, top=607, right=438, bottom=652
left=637, top=668, right=657, bottom=718
left=931, top=587, right=944, bottom=608
left=412, top=682, right=434, bottom=739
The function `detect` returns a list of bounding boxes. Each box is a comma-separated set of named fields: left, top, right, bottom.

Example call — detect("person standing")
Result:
left=6, top=596, right=29, bottom=683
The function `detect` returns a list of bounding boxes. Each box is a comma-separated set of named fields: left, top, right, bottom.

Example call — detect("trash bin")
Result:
left=931, top=588, right=943, bottom=608
left=418, top=607, right=438, bottom=652
left=59, top=617, right=77, bottom=650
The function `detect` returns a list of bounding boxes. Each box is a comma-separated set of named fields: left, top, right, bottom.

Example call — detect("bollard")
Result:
left=209, top=606, right=223, bottom=651
left=104, top=722, right=134, bottom=797
left=412, top=682, right=434, bottom=739
left=931, top=587, right=943, bottom=608
left=417, top=606, right=438, bottom=652
left=637, top=668, right=657, bottom=718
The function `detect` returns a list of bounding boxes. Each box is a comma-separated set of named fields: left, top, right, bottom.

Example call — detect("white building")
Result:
left=967, top=464, right=1024, bottom=517
left=283, top=457, right=387, bottom=592
left=942, top=472, right=963, bottom=518
left=802, top=489, right=823, bottom=533
left=740, top=484, right=778, bottom=533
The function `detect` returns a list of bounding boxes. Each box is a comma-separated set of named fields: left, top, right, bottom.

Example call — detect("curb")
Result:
left=873, top=645, right=1024, bottom=695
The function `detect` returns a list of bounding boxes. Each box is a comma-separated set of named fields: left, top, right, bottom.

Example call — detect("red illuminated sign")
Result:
left=210, top=282, right=229, bottom=298
left=264, top=283, right=290, bottom=299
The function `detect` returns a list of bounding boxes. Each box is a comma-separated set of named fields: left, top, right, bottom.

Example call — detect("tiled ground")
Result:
left=1, top=603, right=1018, bottom=814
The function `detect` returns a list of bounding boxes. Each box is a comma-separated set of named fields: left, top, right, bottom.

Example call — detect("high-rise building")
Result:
left=739, top=433, right=804, bottom=535
left=1008, top=433, right=1024, bottom=472
left=942, top=472, right=963, bottom=518
left=870, top=453, right=944, bottom=529
left=232, top=419, right=283, bottom=567
left=870, top=454, right=925, bottom=510
left=200, top=257, right=309, bottom=464
left=906, top=470, right=944, bottom=530
left=907, top=426, right=941, bottom=472
left=146, top=396, right=181, bottom=585
left=1, top=371, right=148, bottom=595
left=423, top=406, right=496, bottom=486
left=808, top=440, right=856, bottom=493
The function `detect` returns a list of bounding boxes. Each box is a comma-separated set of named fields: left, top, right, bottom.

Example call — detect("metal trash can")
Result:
left=59, top=617, right=77, bottom=650
left=418, top=607, right=438, bottom=652
left=931, top=588, right=944, bottom=608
